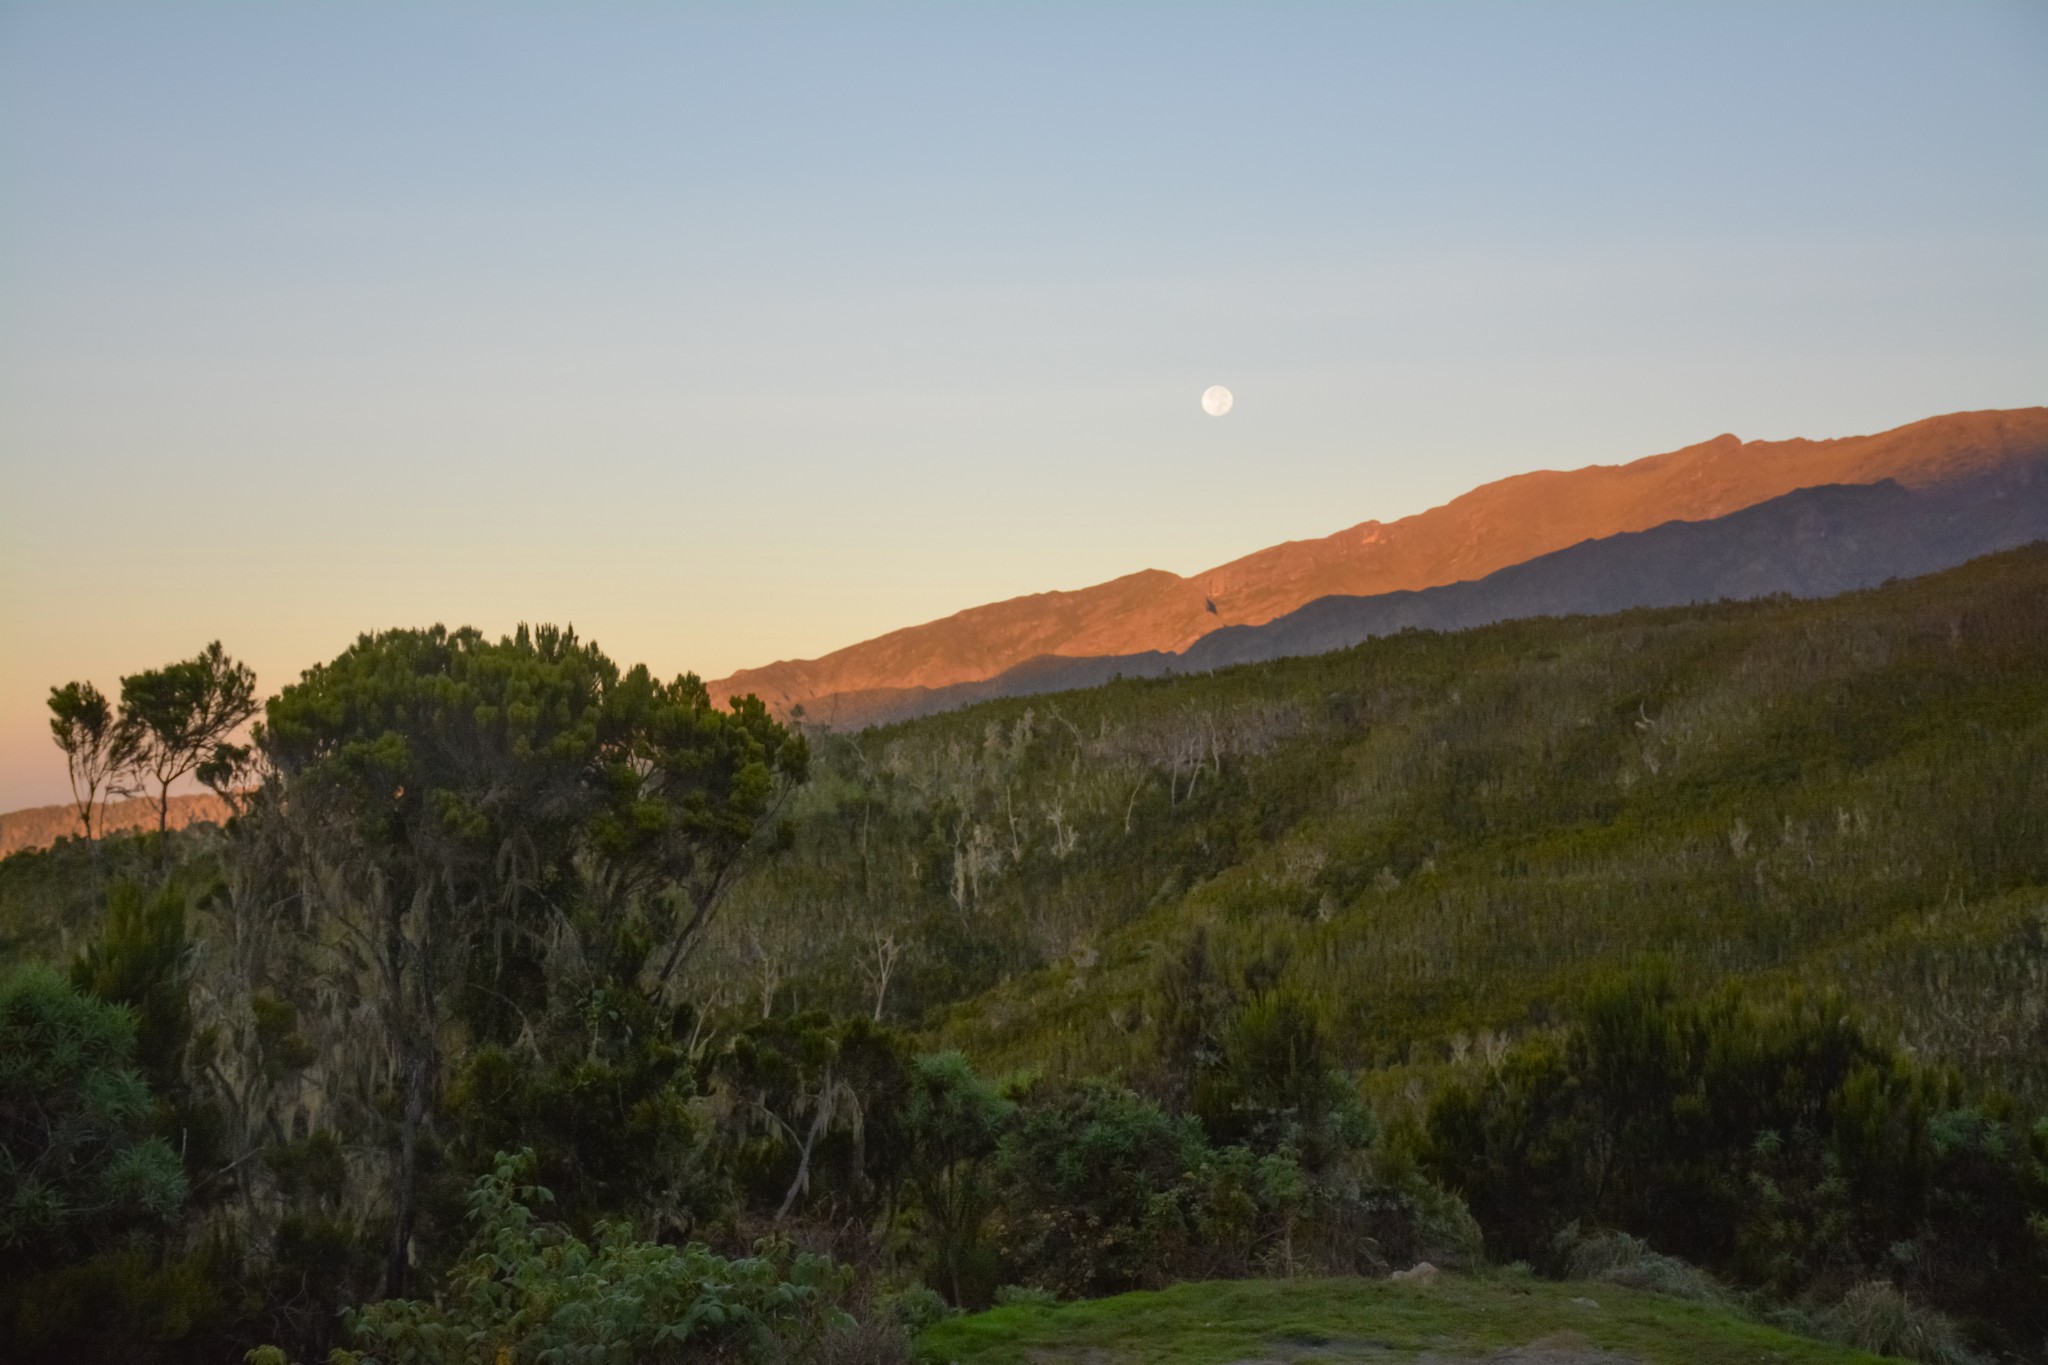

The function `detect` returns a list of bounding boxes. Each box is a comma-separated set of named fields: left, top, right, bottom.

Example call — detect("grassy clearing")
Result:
left=918, top=1272, right=1899, bottom=1365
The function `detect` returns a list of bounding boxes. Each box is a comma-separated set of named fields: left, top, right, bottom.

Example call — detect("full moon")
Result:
left=1201, top=385, right=1234, bottom=417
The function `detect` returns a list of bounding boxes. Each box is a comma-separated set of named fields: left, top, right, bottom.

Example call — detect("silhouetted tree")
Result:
left=46, top=680, right=138, bottom=842
left=120, top=642, right=258, bottom=837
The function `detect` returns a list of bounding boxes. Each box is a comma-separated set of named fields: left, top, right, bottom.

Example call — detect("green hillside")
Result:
left=695, top=544, right=2048, bottom=1103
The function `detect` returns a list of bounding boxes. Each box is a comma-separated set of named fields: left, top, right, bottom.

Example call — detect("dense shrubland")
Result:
left=2, top=547, right=2045, bottom=1361
left=1425, top=969, right=2048, bottom=1354
left=699, top=547, right=2048, bottom=1104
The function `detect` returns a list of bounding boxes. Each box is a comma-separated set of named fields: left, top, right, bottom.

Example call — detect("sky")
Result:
left=2, top=2, right=2044, bottom=811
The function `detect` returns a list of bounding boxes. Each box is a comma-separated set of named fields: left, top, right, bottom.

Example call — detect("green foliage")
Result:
left=1150, top=936, right=1360, bottom=1162
left=446, top=1031, right=712, bottom=1236
left=331, top=1150, right=849, bottom=1365
left=0, top=963, right=186, bottom=1259
left=0, top=964, right=204, bottom=1360
left=257, top=622, right=807, bottom=1292
left=71, top=879, right=192, bottom=1097
left=1423, top=969, right=2048, bottom=1351
left=877, top=1281, right=953, bottom=1334
left=993, top=1079, right=1207, bottom=1298
left=991, top=1284, right=1058, bottom=1308
left=695, top=547, right=2048, bottom=1110
left=1204, top=984, right=1362, bottom=1168
left=261, top=622, right=805, bottom=995
left=715, top=1011, right=863, bottom=1222
left=902, top=1051, right=1011, bottom=1305
left=10, top=1237, right=245, bottom=1365
left=0, top=825, right=216, bottom=965
left=991, top=1078, right=1317, bottom=1300
left=444, top=990, right=715, bottom=1236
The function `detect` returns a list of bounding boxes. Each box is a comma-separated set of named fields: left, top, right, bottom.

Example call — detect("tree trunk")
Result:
left=381, top=868, right=435, bottom=1300
left=775, top=1069, right=835, bottom=1221
left=384, top=1050, right=430, bottom=1298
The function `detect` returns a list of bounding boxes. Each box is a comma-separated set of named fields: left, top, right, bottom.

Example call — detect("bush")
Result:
left=982, top=1066, right=1480, bottom=1295
left=1300, top=1146, right=1484, bottom=1275
left=1423, top=969, right=2048, bottom=1349
left=875, top=1283, right=952, bottom=1334
left=1558, top=1227, right=1724, bottom=1303
left=0, top=963, right=186, bottom=1263
left=760, top=1315, right=911, bottom=1365
left=992, top=1284, right=1059, bottom=1308
left=1813, top=1281, right=1985, bottom=1365
left=992, top=1079, right=1211, bottom=1296
left=329, top=1150, right=851, bottom=1365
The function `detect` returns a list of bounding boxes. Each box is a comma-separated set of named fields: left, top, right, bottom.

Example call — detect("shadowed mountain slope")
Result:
left=710, top=407, right=2048, bottom=719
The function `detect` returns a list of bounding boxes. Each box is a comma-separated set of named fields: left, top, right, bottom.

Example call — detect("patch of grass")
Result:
left=918, top=1272, right=1903, bottom=1365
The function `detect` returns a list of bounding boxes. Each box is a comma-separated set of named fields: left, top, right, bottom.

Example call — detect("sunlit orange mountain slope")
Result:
left=709, top=407, right=2048, bottom=719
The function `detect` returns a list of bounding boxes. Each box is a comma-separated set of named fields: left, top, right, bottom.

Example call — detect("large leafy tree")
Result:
left=257, top=623, right=806, bottom=1294
left=46, top=680, right=138, bottom=842
left=120, top=641, right=259, bottom=837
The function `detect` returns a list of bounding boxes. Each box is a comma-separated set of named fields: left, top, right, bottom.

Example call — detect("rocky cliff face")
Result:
left=709, top=407, right=2048, bottom=718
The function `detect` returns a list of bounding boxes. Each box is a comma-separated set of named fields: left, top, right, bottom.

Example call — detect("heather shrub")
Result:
left=1813, top=1281, right=1984, bottom=1365
left=1558, top=1227, right=1724, bottom=1303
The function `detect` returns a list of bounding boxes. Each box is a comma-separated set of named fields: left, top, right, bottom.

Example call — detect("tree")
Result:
left=902, top=1052, right=1010, bottom=1305
left=120, top=642, right=259, bottom=837
left=717, top=1013, right=859, bottom=1221
left=257, top=623, right=805, bottom=1295
left=1152, top=928, right=1233, bottom=1113
left=196, top=741, right=261, bottom=816
left=46, top=680, right=138, bottom=842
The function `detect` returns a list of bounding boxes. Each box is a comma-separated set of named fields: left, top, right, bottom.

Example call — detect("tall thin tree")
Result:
left=46, top=680, right=138, bottom=842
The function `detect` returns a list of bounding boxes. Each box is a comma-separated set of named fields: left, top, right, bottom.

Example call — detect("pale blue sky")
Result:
left=2, top=2, right=2044, bottom=808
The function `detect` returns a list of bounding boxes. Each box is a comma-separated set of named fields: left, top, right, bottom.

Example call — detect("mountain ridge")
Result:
left=0, top=793, right=234, bottom=858
left=709, top=406, right=2048, bottom=718
left=777, top=459, right=2048, bottom=729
